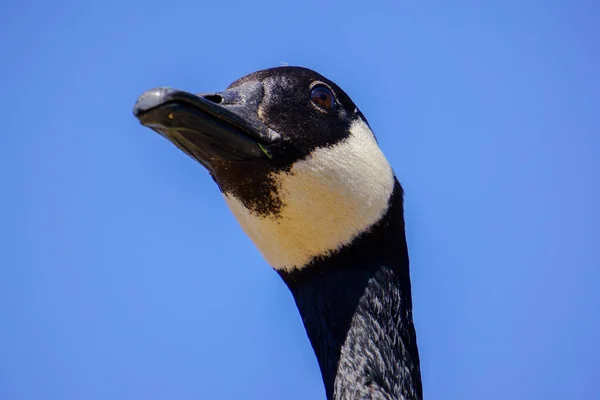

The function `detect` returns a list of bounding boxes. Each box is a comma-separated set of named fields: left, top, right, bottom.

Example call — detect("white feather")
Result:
left=223, top=119, right=394, bottom=271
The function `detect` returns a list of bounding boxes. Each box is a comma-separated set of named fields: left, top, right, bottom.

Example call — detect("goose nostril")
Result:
left=202, top=94, right=224, bottom=104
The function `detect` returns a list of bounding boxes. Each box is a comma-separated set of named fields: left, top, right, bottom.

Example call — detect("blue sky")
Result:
left=2, top=1, right=599, bottom=399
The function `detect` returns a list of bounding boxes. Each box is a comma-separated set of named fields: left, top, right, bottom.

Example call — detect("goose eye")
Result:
left=310, top=85, right=335, bottom=110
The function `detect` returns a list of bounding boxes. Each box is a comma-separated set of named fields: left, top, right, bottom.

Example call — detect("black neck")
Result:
left=278, top=181, right=422, bottom=400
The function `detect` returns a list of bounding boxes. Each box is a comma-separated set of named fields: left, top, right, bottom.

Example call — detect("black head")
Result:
left=133, top=67, right=368, bottom=209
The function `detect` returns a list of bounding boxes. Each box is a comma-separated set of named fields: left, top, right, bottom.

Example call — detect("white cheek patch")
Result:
left=223, top=119, right=395, bottom=272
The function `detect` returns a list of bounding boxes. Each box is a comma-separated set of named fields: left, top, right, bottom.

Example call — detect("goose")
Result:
left=133, top=66, right=422, bottom=400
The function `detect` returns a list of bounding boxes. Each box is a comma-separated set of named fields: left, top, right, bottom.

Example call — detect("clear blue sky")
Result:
left=1, top=1, right=599, bottom=399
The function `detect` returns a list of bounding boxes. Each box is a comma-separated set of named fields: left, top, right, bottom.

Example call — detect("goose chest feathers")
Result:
left=134, top=66, right=423, bottom=400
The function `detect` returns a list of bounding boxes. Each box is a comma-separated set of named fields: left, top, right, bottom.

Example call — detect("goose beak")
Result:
left=133, top=82, right=273, bottom=172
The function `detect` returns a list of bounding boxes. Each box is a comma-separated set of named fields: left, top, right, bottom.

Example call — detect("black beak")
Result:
left=133, top=81, right=275, bottom=172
